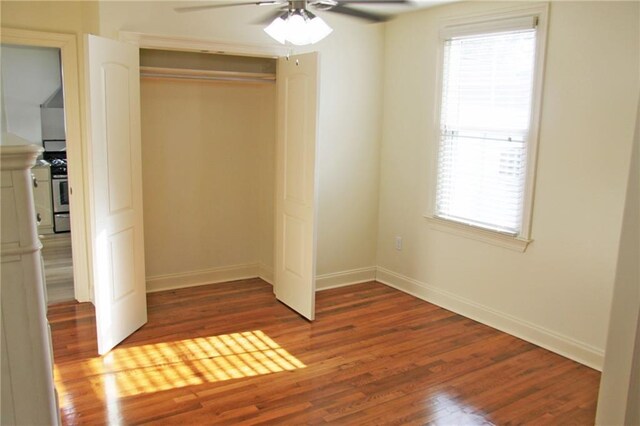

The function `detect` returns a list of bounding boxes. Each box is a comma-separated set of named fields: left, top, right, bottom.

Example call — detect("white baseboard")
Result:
left=375, top=267, right=604, bottom=371
left=146, top=263, right=260, bottom=293
left=146, top=264, right=376, bottom=293
left=259, top=263, right=274, bottom=285
left=145, top=262, right=601, bottom=370
left=316, top=267, right=377, bottom=291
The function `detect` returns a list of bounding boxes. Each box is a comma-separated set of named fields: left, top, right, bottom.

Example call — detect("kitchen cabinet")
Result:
left=32, top=163, right=54, bottom=235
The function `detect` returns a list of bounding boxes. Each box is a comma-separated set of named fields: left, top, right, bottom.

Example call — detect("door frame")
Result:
left=1, top=28, right=92, bottom=302
left=119, top=32, right=289, bottom=59
left=119, top=31, right=315, bottom=281
left=118, top=32, right=321, bottom=319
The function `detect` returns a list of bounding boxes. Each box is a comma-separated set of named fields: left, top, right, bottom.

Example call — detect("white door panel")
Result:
left=86, top=35, right=147, bottom=355
left=274, top=53, right=319, bottom=320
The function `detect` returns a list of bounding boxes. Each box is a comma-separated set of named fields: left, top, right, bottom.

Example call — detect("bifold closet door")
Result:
left=86, top=34, right=148, bottom=355
left=274, top=52, right=319, bottom=321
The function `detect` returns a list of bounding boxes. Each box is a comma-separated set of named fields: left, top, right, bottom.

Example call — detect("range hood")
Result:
left=42, top=86, right=64, bottom=108
left=41, top=87, right=65, bottom=141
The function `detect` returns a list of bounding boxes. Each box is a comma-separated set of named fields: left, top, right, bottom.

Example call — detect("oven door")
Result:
left=51, top=177, right=70, bottom=213
left=54, top=213, right=71, bottom=233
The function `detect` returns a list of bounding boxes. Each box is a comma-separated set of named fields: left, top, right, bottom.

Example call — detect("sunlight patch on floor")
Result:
left=54, top=330, right=305, bottom=402
left=426, top=392, right=493, bottom=426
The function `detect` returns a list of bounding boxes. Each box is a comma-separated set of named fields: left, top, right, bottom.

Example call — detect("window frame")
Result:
left=425, top=4, right=549, bottom=252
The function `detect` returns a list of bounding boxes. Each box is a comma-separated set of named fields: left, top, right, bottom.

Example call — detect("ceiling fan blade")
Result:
left=175, top=1, right=283, bottom=13
left=321, top=4, right=388, bottom=22
left=310, top=0, right=407, bottom=7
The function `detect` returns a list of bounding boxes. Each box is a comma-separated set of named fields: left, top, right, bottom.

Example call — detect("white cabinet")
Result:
left=32, top=164, right=54, bottom=235
left=0, top=140, right=59, bottom=426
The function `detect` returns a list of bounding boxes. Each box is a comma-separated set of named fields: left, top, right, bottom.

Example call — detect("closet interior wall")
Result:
left=139, top=49, right=276, bottom=291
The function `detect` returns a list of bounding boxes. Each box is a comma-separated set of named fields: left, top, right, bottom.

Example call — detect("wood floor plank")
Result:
left=48, top=279, right=600, bottom=425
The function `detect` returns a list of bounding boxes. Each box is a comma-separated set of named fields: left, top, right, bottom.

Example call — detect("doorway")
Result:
left=1, top=28, right=92, bottom=303
left=1, top=44, right=75, bottom=303
left=133, top=43, right=320, bottom=320
left=138, top=48, right=277, bottom=294
left=85, top=33, right=321, bottom=352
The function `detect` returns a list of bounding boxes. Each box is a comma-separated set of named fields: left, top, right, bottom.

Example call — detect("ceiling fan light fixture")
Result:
left=264, top=9, right=333, bottom=46
left=264, top=12, right=289, bottom=44
left=286, top=11, right=309, bottom=45
left=307, top=13, right=333, bottom=43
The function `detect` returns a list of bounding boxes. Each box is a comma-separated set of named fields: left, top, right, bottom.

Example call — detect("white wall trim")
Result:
left=145, top=261, right=603, bottom=370
left=375, top=266, right=604, bottom=370
left=316, top=267, right=377, bottom=291
left=259, top=263, right=274, bottom=285
left=425, top=215, right=532, bottom=252
left=145, top=262, right=604, bottom=370
left=118, top=31, right=289, bottom=58
left=146, top=263, right=260, bottom=293
left=146, top=264, right=377, bottom=293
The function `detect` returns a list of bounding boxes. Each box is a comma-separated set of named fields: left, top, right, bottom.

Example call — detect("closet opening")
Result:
left=138, top=48, right=278, bottom=293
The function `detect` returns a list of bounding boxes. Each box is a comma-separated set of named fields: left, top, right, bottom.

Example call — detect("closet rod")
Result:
left=140, top=66, right=276, bottom=84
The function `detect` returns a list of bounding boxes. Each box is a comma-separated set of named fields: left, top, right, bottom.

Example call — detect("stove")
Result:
left=45, top=155, right=68, bottom=177
left=42, top=140, right=70, bottom=233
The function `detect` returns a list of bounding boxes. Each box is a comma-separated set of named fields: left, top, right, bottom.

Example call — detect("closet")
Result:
left=138, top=49, right=278, bottom=292
left=86, top=35, right=317, bottom=351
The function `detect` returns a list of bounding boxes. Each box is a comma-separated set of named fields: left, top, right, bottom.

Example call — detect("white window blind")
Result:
left=435, top=26, right=537, bottom=235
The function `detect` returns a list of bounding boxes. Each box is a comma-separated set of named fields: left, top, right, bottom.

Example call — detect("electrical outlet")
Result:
left=395, top=236, right=403, bottom=251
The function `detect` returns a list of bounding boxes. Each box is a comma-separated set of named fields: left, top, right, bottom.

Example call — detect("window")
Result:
left=431, top=8, right=547, bottom=249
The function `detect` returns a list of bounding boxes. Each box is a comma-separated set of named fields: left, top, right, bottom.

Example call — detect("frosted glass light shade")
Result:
left=264, top=10, right=333, bottom=46
left=307, top=15, right=333, bottom=44
left=286, top=13, right=309, bottom=45
left=264, top=14, right=288, bottom=44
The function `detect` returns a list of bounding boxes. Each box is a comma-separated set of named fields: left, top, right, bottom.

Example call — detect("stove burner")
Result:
left=43, top=152, right=68, bottom=177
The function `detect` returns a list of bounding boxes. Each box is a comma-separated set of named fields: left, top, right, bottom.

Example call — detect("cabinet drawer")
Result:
left=32, top=167, right=50, bottom=183
left=32, top=168, right=54, bottom=234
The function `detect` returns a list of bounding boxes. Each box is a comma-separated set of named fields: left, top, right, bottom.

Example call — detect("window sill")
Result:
left=424, top=215, right=532, bottom=252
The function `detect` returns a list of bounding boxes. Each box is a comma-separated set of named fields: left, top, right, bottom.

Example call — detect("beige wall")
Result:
left=596, top=101, right=639, bottom=425
left=1, top=0, right=99, bottom=117
left=1, top=1, right=98, bottom=35
left=140, top=79, right=275, bottom=282
left=97, top=1, right=384, bottom=278
left=378, top=1, right=639, bottom=368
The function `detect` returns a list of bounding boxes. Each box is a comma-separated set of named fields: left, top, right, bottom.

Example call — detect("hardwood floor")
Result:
left=41, top=233, right=75, bottom=304
left=49, top=279, right=600, bottom=425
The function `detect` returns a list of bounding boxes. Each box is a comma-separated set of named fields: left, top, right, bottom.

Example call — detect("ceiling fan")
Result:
left=175, top=0, right=409, bottom=45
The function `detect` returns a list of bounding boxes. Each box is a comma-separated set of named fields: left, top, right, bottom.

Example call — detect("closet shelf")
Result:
left=140, top=66, right=276, bottom=83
